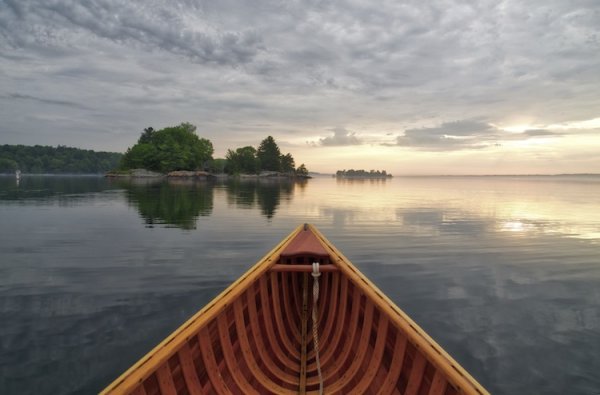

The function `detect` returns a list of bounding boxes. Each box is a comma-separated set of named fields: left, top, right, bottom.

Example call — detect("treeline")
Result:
left=336, top=169, right=392, bottom=178
left=120, top=123, right=309, bottom=176
left=0, top=144, right=122, bottom=174
left=225, top=136, right=308, bottom=176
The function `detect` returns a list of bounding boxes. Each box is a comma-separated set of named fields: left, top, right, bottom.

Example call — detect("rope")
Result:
left=299, top=273, right=309, bottom=393
left=312, top=262, right=324, bottom=394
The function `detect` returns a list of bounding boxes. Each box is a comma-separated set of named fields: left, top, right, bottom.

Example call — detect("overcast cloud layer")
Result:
left=1, top=0, right=599, bottom=173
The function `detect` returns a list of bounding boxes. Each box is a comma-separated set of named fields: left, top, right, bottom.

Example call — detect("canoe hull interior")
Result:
left=101, top=224, right=488, bottom=395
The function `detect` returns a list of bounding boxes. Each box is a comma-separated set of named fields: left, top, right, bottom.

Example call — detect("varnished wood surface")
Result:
left=101, top=224, right=489, bottom=395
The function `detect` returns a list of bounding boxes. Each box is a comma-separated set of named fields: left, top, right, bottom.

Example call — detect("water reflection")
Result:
left=222, top=178, right=300, bottom=219
left=310, top=176, right=600, bottom=241
left=114, top=179, right=214, bottom=230
left=1, top=175, right=599, bottom=394
left=0, top=175, right=118, bottom=202
left=113, top=178, right=304, bottom=228
left=335, top=177, right=390, bottom=184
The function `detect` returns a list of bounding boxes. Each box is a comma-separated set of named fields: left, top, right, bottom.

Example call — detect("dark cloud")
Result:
left=396, top=120, right=563, bottom=151
left=6, top=93, right=90, bottom=110
left=522, top=129, right=561, bottom=137
left=0, top=1, right=263, bottom=66
left=396, top=120, right=499, bottom=151
left=2, top=0, right=24, bottom=19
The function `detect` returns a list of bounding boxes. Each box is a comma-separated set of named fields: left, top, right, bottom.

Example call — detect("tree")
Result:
left=225, top=146, right=259, bottom=174
left=280, top=153, right=295, bottom=173
left=256, top=136, right=282, bottom=172
left=224, top=149, right=238, bottom=174
left=120, top=123, right=214, bottom=173
left=296, top=163, right=309, bottom=177
left=0, top=157, right=18, bottom=173
left=210, top=158, right=227, bottom=174
left=138, top=127, right=155, bottom=144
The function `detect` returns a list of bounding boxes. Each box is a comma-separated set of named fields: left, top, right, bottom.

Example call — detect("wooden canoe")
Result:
left=101, top=224, right=489, bottom=395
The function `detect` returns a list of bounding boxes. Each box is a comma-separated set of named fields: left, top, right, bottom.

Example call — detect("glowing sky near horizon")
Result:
left=1, top=0, right=599, bottom=174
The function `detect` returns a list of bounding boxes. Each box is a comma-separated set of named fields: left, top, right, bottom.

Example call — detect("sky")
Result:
left=1, top=0, right=599, bottom=175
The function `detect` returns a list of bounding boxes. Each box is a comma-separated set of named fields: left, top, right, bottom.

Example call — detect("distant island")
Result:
left=336, top=169, right=392, bottom=179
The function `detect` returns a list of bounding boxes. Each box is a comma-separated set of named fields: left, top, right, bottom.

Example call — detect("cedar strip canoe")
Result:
left=101, top=224, right=489, bottom=395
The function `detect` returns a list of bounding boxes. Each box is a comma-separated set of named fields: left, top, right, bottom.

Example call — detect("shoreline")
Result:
left=104, top=169, right=311, bottom=180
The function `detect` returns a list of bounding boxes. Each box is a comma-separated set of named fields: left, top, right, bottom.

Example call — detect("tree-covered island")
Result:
left=336, top=169, right=393, bottom=179
left=119, top=123, right=213, bottom=173
left=113, top=123, right=310, bottom=179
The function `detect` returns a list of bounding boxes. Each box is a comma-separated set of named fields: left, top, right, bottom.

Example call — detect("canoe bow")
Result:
left=101, top=224, right=489, bottom=395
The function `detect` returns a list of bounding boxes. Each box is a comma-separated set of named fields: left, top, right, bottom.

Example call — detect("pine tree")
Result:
left=256, top=136, right=281, bottom=172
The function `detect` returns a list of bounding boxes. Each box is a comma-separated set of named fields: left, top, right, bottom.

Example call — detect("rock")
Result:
left=167, top=170, right=210, bottom=178
left=105, top=169, right=164, bottom=178
left=131, top=169, right=165, bottom=178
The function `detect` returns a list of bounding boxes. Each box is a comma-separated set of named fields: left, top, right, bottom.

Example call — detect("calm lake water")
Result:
left=1, top=175, right=599, bottom=394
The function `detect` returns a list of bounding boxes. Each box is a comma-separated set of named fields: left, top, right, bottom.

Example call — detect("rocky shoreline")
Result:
left=105, top=169, right=311, bottom=180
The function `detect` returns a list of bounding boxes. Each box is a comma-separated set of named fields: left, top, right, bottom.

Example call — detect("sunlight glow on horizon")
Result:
left=290, top=133, right=600, bottom=175
left=499, top=117, right=600, bottom=133
left=289, top=115, right=600, bottom=175
left=214, top=116, right=600, bottom=175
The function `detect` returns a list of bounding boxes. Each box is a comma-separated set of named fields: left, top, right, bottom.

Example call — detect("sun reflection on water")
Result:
left=501, top=220, right=526, bottom=232
left=289, top=176, right=600, bottom=241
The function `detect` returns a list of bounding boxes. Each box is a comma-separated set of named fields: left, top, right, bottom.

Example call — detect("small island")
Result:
left=106, top=122, right=311, bottom=180
left=336, top=169, right=392, bottom=179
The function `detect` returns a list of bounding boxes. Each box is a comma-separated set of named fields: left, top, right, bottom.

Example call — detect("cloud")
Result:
left=521, top=129, right=562, bottom=137
left=396, top=120, right=563, bottom=151
left=6, top=93, right=90, bottom=110
left=318, top=128, right=362, bottom=146
left=0, top=1, right=264, bottom=66
left=396, top=120, right=498, bottom=151
left=0, top=0, right=598, bottom=173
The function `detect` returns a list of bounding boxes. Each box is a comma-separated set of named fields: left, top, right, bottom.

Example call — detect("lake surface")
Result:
left=1, top=175, right=599, bottom=394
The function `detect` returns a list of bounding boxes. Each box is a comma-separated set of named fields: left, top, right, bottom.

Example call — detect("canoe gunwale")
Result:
left=307, top=224, right=489, bottom=395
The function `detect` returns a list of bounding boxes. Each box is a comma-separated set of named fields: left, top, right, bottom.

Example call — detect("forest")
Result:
left=0, top=144, right=122, bottom=174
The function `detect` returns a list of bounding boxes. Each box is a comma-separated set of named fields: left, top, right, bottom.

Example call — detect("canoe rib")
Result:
left=101, top=224, right=489, bottom=395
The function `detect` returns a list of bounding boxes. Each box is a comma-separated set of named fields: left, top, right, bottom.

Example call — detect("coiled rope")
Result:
left=312, top=262, right=323, bottom=394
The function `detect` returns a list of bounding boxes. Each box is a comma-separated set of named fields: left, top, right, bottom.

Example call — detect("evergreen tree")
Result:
left=138, top=127, right=155, bottom=144
left=256, top=136, right=281, bottom=172
left=280, top=153, right=295, bottom=173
